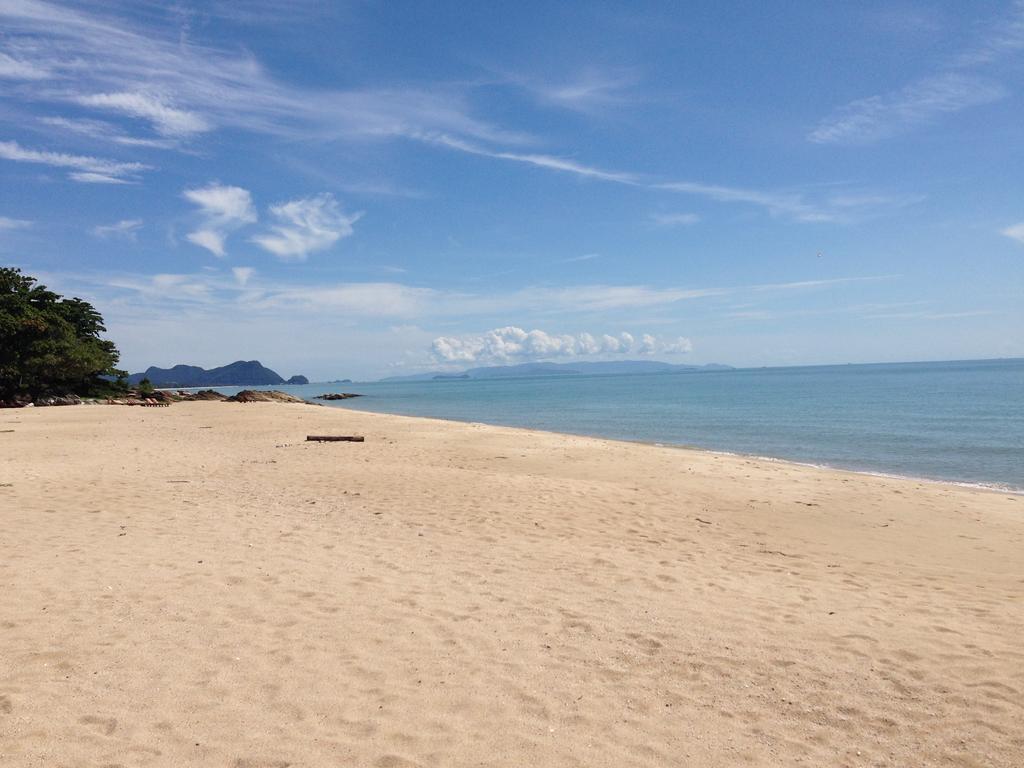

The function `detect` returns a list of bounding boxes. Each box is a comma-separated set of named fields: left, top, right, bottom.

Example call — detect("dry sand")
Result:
left=1, top=402, right=1022, bottom=767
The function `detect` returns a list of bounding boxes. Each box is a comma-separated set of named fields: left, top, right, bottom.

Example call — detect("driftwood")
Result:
left=306, top=435, right=365, bottom=442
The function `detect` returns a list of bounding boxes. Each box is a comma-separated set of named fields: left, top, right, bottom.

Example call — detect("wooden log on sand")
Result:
left=306, top=435, right=365, bottom=442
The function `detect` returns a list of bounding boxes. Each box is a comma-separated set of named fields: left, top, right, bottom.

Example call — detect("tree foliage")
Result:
left=0, top=267, right=124, bottom=402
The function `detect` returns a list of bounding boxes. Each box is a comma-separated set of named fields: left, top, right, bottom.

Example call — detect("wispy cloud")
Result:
left=51, top=267, right=897, bottom=325
left=183, top=183, right=257, bottom=257
left=0, top=51, right=49, bottom=79
left=862, top=309, right=995, bottom=320
left=1001, top=222, right=1024, bottom=244
left=91, top=218, right=143, bottom=239
left=508, top=68, right=639, bottom=113
left=808, top=74, right=1005, bottom=145
left=0, top=139, right=148, bottom=183
left=0, top=1, right=911, bottom=224
left=955, top=0, right=1024, bottom=66
left=434, top=135, right=896, bottom=223
left=39, top=116, right=177, bottom=149
left=649, top=212, right=700, bottom=227
left=429, top=134, right=639, bottom=184
left=0, top=216, right=33, bottom=230
left=810, top=3, right=1024, bottom=144
left=252, top=193, right=361, bottom=261
left=75, top=92, right=210, bottom=137
left=656, top=180, right=837, bottom=222
left=232, top=266, right=255, bottom=287
left=431, top=326, right=692, bottom=364
left=0, top=1, right=526, bottom=148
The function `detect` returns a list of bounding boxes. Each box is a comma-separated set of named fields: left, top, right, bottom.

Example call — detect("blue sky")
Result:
left=1, top=0, right=1022, bottom=380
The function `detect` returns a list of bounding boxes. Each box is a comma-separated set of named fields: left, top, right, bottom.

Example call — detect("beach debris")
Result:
left=306, top=435, right=365, bottom=442
left=315, top=392, right=363, bottom=400
left=695, top=517, right=712, bottom=525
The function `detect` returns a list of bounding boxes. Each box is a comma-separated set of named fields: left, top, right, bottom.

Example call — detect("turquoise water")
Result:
left=223, top=359, right=1024, bottom=491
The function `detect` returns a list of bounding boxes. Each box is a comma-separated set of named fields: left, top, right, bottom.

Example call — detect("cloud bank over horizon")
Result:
left=431, top=326, right=692, bottom=365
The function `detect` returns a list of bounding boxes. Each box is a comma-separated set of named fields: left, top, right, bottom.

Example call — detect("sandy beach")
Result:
left=1, top=401, right=1021, bottom=767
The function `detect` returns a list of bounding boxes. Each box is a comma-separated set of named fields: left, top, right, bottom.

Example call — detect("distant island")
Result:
left=127, top=360, right=308, bottom=388
left=382, top=360, right=733, bottom=382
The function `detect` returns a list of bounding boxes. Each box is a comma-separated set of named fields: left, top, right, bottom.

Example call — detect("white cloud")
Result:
left=0, top=1, right=525, bottom=149
left=0, top=51, right=49, bottom=79
left=0, top=139, right=148, bottom=183
left=511, top=68, right=638, bottom=113
left=955, top=0, right=1024, bottom=66
left=232, top=267, right=255, bottom=286
left=91, top=219, right=143, bottom=239
left=426, top=134, right=893, bottom=222
left=430, top=326, right=693, bottom=364
left=810, top=3, right=1024, bottom=145
left=650, top=212, right=700, bottom=227
left=430, top=134, right=639, bottom=184
left=658, top=181, right=838, bottom=222
left=0, top=1, right=909, bottom=224
left=184, top=184, right=257, bottom=223
left=76, top=92, right=211, bottom=137
left=44, top=268, right=899, bottom=348
left=182, top=183, right=257, bottom=257
left=808, top=74, right=1005, bottom=145
left=0, top=216, right=32, bottom=230
left=252, top=193, right=360, bottom=261
left=40, top=116, right=176, bottom=149
left=258, top=282, right=437, bottom=317
left=1001, top=222, right=1024, bottom=244
left=186, top=230, right=227, bottom=257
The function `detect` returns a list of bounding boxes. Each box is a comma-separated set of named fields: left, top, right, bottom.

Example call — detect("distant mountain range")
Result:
left=381, top=360, right=733, bottom=382
left=126, top=360, right=308, bottom=388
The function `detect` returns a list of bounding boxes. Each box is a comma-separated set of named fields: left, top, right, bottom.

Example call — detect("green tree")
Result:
left=0, top=267, right=123, bottom=402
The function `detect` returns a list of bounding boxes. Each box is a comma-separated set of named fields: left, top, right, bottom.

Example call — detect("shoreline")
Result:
left=28, top=393, right=1024, bottom=494
left=318, top=398, right=1024, bottom=497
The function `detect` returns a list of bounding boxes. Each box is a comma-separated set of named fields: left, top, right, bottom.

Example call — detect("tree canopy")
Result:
left=0, top=267, right=123, bottom=403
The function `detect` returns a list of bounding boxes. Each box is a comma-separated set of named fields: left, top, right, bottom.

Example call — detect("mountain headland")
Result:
left=126, top=360, right=308, bottom=388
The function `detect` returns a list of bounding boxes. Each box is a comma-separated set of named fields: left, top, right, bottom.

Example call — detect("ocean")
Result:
left=221, top=358, right=1024, bottom=492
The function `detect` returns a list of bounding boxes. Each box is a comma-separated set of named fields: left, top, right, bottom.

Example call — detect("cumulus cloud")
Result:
left=1002, top=222, right=1024, bottom=244
left=91, top=218, right=143, bottom=239
left=430, top=326, right=693, bottom=364
left=183, top=183, right=257, bottom=257
left=0, top=139, right=148, bottom=183
left=251, top=193, right=361, bottom=261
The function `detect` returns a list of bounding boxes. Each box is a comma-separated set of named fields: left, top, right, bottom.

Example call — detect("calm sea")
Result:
left=222, top=359, right=1024, bottom=491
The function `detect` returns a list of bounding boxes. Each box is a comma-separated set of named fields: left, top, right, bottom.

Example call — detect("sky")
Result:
left=1, top=0, right=1023, bottom=381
